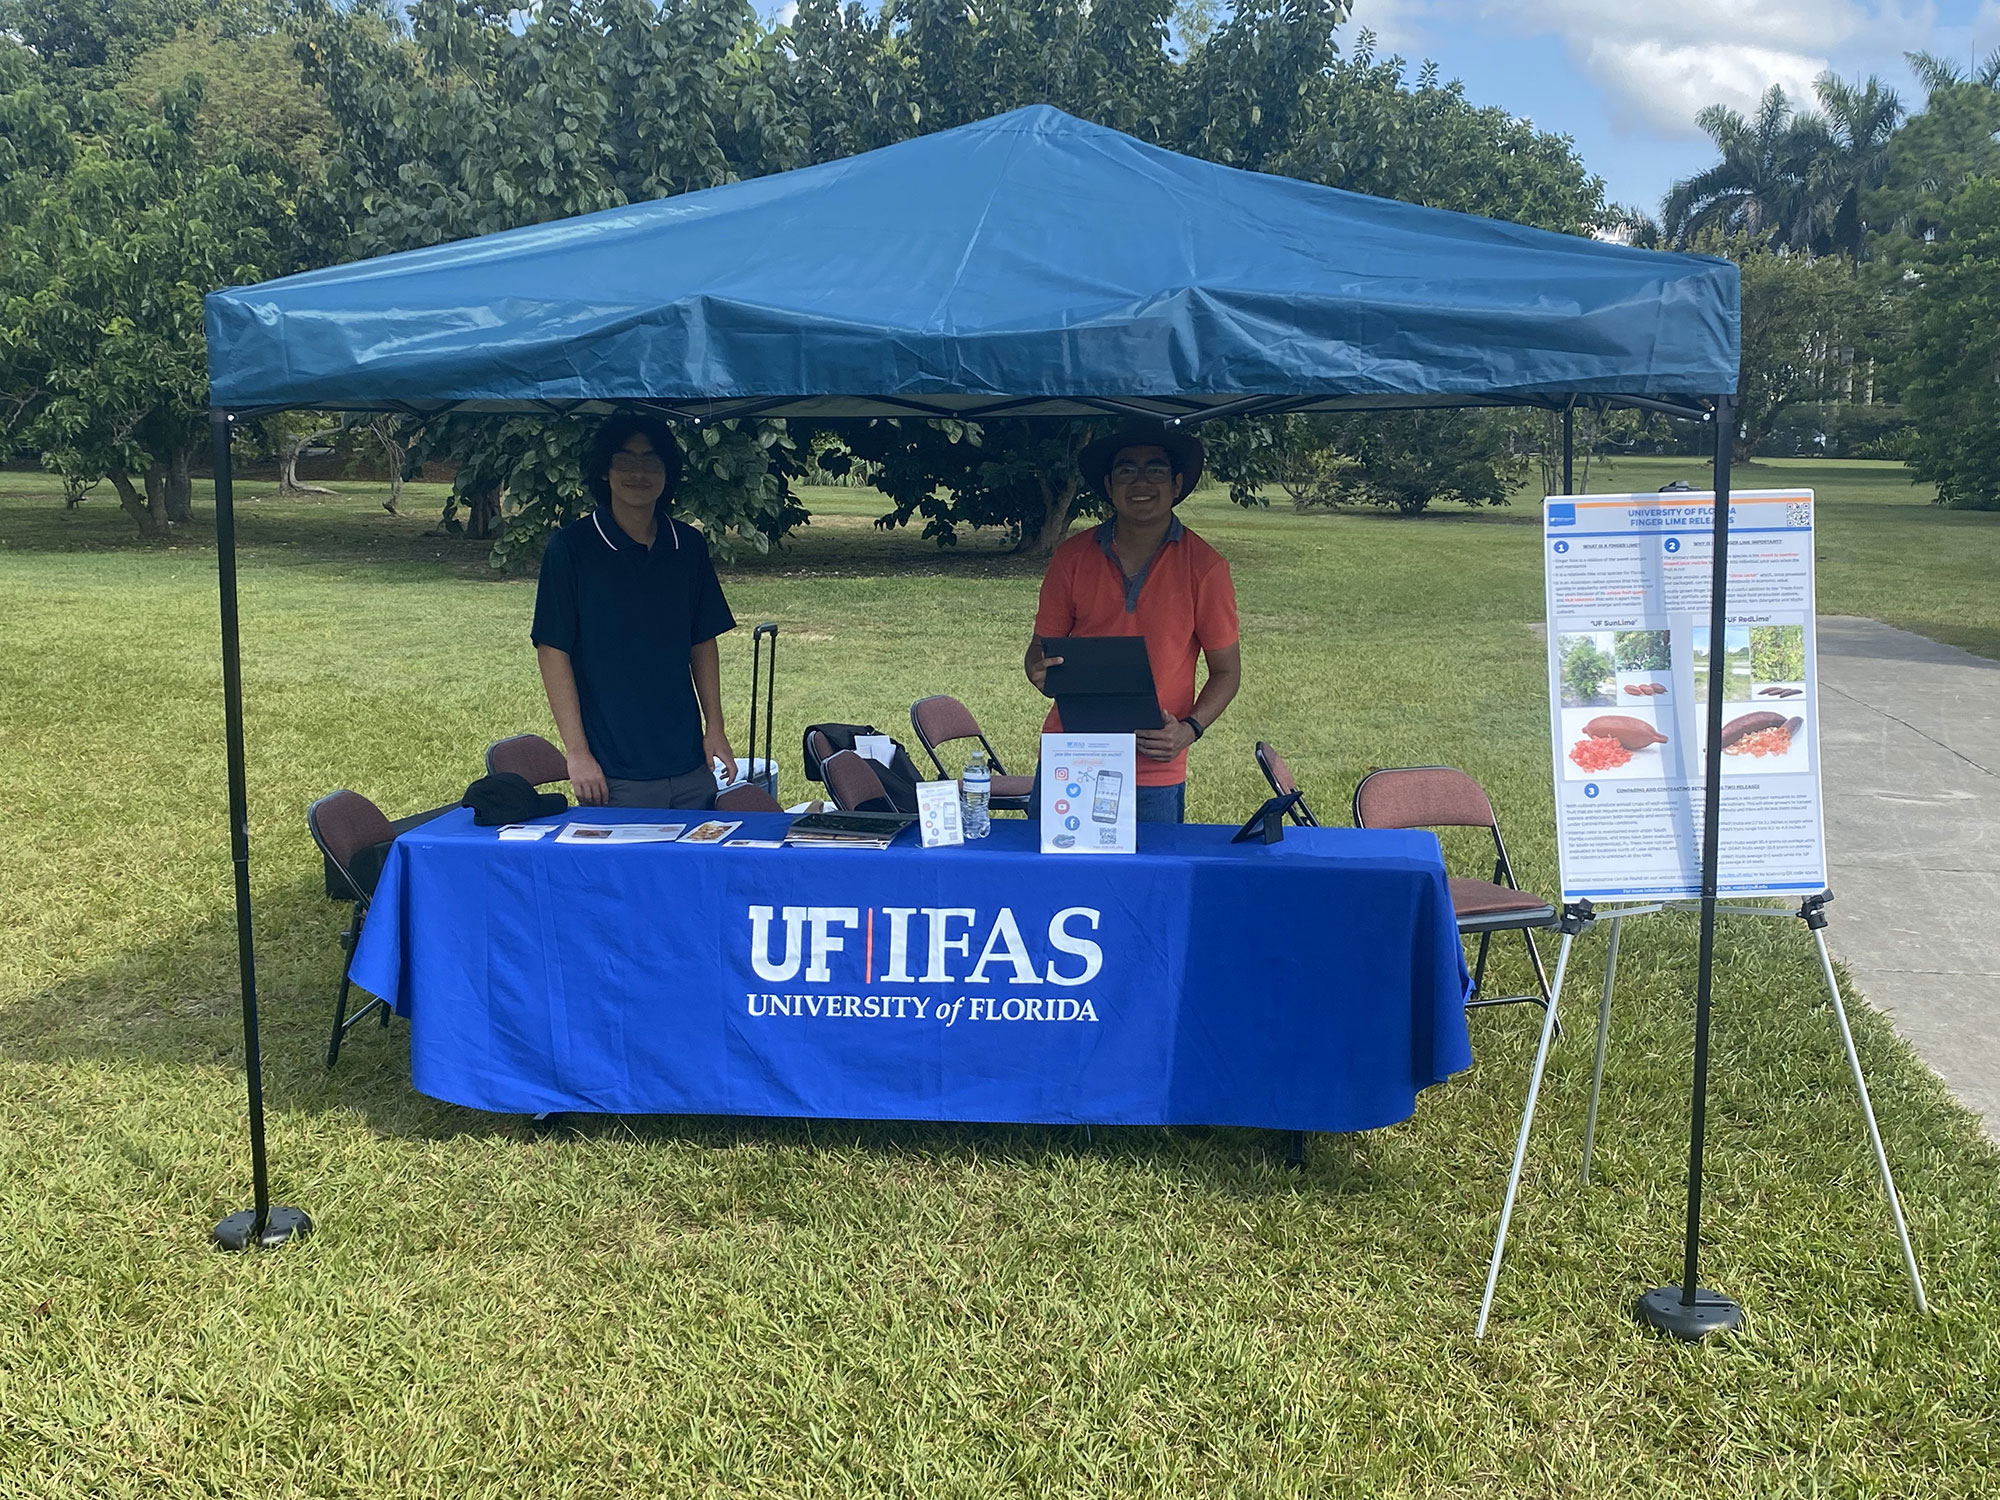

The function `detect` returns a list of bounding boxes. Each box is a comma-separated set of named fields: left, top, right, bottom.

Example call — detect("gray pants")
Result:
left=605, top=767, right=718, bottom=810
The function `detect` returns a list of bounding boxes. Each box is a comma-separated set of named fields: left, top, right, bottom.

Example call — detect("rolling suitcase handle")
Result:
left=747, top=622, right=778, bottom=798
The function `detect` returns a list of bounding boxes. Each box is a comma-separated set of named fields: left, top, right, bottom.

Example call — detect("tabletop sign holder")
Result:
left=915, top=780, right=964, bottom=848
left=1040, top=733, right=1137, bottom=854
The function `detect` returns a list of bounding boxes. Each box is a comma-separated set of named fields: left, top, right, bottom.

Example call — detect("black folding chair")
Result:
left=910, top=695, right=1033, bottom=812
left=307, top=789, right=414, bottom=1067
left=1253, top=741, right=1323, bottom=827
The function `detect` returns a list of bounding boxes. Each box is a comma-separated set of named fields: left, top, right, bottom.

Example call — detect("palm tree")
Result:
left=1800, top=73, right=1902, bottom=258
left=1905, top=48, right=2000, bottom=98
left=1662, top=86, right=1823, bottom=249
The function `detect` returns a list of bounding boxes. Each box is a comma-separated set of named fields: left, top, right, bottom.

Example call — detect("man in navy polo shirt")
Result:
left=532, top=415, right=737, bottom=808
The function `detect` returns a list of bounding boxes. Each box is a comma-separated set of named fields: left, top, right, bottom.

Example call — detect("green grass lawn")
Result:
left=2, top=458, right=1997, bottom=1496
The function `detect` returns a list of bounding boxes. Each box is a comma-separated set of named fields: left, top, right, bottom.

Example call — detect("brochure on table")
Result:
left=1544, top=489, right=1826, bottom=902
left=915, top=780, right=964, bottom=847
left=1040, top=733, right=1137, bottom=854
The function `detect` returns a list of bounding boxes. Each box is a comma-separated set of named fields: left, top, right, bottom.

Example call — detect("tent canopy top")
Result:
left=205, top=105, right=1738, bottom=421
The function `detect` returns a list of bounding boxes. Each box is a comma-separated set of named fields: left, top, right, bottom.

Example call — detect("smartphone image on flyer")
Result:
left=1091, top=769, right=1123, bottom=824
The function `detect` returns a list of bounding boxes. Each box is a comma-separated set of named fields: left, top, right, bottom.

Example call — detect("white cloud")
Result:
left=1347, top=0, right=1433, bottom=54
left=1515, top=0, right=1862, bottom=136
left=1583, top=39, right=1831, bottom=137
left=1381, top=0, right=1933, bottom=137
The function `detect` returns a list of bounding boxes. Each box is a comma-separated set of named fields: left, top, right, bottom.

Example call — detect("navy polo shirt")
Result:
left=531, top=509, right=736, bottom=780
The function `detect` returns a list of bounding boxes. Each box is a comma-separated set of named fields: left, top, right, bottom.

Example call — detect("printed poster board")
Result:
left=1544, top=490, right=1827, bottom=902
left=1040, top=733, right=1138, bottom=854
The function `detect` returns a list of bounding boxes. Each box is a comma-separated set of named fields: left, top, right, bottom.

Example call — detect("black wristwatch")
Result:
left=1181, top=716, right=1205, bottom=741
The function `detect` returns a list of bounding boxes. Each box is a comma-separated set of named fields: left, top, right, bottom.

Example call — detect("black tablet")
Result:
left=1041, top=636, right=1163, bottom=734
left=1232, top=791, right=1303, bottom=844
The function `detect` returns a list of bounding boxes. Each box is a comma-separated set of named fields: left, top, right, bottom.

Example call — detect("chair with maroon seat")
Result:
left=1351, top=766, right=1556, bottom=1019
left=1253, top=741, right=1323, bottom=827
left=716, top=781, right=785, bottom=813
left=909, top=696, right=1033, bottom=812
left=485, top=733, right=569, bottom=787
left=821, top=749, right=898, bottom=813
left=307, top=789, right=404, bottom=1068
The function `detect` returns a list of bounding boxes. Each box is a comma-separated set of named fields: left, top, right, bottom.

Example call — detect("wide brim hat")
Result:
left=1079, top=419, right=1206, bottom=504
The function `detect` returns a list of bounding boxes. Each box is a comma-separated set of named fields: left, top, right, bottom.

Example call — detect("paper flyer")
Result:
left=554, top=823, right=686, bottom=844
left=1040, top=733, right=1137, bottom=854
left=916, top=780, right=965, bottom=847
left=1544, top=490, right=1827, bottom=902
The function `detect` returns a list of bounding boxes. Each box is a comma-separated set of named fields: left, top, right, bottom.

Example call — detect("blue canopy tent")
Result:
left=203, top=105, right=1747, bottom=1333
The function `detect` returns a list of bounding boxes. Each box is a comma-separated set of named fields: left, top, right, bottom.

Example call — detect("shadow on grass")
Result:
left=0, top=879, right=1377, bottom=1196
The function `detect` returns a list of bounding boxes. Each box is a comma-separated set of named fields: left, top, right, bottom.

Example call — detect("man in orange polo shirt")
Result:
left=1024, top=420, right=1242, bottom=823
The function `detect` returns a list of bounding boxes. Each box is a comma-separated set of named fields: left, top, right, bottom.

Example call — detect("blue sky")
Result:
left=1355, top=0, right=2000, bottom=214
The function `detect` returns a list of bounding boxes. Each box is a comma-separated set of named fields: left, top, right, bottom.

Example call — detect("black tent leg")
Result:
left=1562, top=404, right=1574, bottom=496
left=1636, top=394, right=1740, bottom=1339
left=209, top=408, right=312, bottom=1253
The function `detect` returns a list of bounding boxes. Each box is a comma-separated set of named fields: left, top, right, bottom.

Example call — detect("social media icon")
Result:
left=1065, top=783, right=1082, bottom=798
left=1054, top=800, right=1069, bottom=814
left=1064, top=815, right=1081, bottom=831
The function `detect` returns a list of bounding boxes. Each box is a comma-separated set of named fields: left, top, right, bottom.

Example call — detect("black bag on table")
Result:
left=801, top=723, right=923, bottom=813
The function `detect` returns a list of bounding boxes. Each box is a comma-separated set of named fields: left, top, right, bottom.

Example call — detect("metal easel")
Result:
left=1476, top=888, right=1927, bottom=1338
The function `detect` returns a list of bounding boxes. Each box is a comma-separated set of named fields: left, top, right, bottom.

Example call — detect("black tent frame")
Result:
left=205, top=386, right=1756, bottom=1337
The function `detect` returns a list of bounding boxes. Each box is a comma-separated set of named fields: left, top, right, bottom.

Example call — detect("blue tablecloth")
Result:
left=349, top=809, right=1472, bottom=1131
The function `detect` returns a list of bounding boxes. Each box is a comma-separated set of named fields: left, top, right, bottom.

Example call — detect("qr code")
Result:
left=1786, top=501, right=1812, bottom=528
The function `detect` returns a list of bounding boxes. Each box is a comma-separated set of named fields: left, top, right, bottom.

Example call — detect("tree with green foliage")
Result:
left=1892, top=177, right=2000, bottom=509
left=1729, top=238, right=1862, bottom=463
left=1271, top=33, right=1605, bottom=234
left=1801, top=74, right=1902, bottom=259
left=1614, top=630, right=1670, bottom=672
left=1308, top=410, right=1525, bottom=515
left=1662, top=74, right=1901, bottom=259
left=1664, top=87, right=1821, bottom=249
left=295, top=0, right=809, bottom=560
left=0, top=50, right=308, bottom=535
left=1865, top=69, right=2000, bottom=245
left=1560, top=634, right=1615, bottom=707
left=0, top=0, right=205, bottom=78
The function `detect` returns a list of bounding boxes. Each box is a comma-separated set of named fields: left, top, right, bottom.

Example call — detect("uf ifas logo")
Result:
left=747, top=905, right=1104, bottom=986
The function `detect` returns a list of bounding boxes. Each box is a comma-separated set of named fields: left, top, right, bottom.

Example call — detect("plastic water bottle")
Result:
left=962, top=748, right=991, bottom=839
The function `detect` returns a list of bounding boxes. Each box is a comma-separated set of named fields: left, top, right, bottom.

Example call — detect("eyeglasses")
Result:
left=609, top=452, right=666, bottom=476
left=1110, top=459, right=1175, bottom=484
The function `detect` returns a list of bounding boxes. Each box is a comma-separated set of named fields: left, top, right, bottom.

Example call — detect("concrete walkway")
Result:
left=1817, top=617, right=2000, bottom=1142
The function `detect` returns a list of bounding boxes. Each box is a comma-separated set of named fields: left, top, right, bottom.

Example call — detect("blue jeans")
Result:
left=1031, top=763, right=1185, bottom=826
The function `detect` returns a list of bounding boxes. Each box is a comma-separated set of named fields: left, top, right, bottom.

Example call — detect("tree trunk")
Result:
left=467, top=484, right=500, bottom=540
left=1016, top=475, right=1079, bottom=557
left=108, top=465, right=168, bottom=539
left=372, top=418, right=406, bottom=514
left=164, top=446, right=193, bottom=525
left=279, top=426, right=339, bottom=494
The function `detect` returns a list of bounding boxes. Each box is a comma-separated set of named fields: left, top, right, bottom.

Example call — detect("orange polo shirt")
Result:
left=1033, top=518, right=1240, bottom=786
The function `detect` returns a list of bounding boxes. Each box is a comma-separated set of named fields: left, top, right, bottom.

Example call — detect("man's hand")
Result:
left=1024, top=639, right=1065, bottom=695
left=1136, top=711, right=1195, bottom=762
left=567, top=749, right=609, bottom=806
left=704, top=725, right=738, bottom=784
